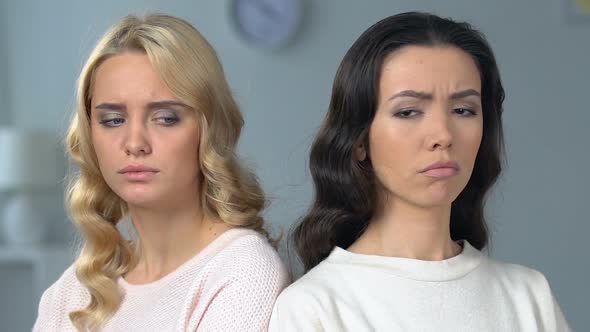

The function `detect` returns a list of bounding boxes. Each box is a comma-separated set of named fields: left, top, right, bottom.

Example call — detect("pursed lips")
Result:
left=419, top=160, right=460, bottom=178
left=118, top=165, right=160, bottom=181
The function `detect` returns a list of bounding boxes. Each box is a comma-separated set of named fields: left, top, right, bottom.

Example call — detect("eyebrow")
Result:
left=388, top=89, right=481, bottom=101
left=94, top=102, right=125, bottom=111
left=94, top=100, right=192, bottom=112
left=147, top=100, right=192, bottom=111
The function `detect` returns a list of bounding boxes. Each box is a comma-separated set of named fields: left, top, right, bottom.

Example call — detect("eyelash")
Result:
left=99, top=118, right=125, bottom=127
left=98, top=113, right=180, bottom=127
left=394, top=109, right=421, bottom=118
left=154, top=115, right=179, bottom=125
left=453, top=108, right=477, bottom=117
left=393, top=108, right=477, bottom=118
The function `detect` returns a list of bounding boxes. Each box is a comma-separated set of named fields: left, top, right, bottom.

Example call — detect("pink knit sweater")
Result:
left=33, top=228, right=289, bottom=331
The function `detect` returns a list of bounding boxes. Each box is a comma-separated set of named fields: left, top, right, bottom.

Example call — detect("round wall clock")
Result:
left=230, top=0, right=303, bottom=49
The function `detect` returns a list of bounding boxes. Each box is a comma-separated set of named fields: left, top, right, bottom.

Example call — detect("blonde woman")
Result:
left=33, top=14, right=288, bottom=332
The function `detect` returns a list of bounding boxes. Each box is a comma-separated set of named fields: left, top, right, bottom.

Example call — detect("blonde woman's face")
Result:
left=90, top=52, right=201, bottom=208
left=367, top=45, right=483, bottom=209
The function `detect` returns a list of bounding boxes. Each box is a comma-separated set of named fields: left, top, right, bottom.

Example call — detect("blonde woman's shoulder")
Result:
left=33, top=264, right=89, bottom=332
left=182, top=228, right=291, bottom=331
left=215, top=228, right=290, bottom=282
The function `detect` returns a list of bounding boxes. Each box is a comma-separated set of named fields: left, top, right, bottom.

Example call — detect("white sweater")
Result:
left=34, top=228, right=290, bottom=332
left=269, top=241, right=570, bottom=332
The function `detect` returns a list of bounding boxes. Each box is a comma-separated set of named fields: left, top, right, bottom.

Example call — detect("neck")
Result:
left=125, top=201, right=229, bottom=284
left=350, top=197, right=461, bottom=261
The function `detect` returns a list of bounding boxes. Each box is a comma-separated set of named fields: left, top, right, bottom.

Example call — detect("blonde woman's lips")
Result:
left=118, top=164, right=159, bottom=181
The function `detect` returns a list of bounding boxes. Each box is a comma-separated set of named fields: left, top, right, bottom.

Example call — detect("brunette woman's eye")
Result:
left=394, top=109, right=421, bottom=118
left=453, top=108, right=477, bottom=117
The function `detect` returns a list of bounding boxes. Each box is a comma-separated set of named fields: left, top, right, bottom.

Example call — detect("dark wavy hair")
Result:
left=293, top=12, right=505, bottom=272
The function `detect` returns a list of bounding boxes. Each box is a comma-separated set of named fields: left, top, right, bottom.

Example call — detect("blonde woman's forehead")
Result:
left=91, top=53, right=181, bottom=107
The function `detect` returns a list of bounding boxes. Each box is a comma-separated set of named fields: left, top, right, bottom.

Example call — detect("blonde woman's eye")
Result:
left=99, top=117, right=125, bottom=127
left=153, top=111, right=180, bottom=125
left=158, top=117, right=179, bottom=125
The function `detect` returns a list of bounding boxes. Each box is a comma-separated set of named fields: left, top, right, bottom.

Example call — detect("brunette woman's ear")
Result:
left=355, top=144, right=367, bottom=162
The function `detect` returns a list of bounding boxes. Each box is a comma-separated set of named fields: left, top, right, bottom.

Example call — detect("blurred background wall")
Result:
left=0, top=0, right=588, bottom=330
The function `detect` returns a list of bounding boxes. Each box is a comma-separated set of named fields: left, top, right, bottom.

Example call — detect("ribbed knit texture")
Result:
left=269, top=241, right=570, bottom=332
left=34, top=228, right=289, bottom=332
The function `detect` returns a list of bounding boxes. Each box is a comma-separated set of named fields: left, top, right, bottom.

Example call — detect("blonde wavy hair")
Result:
left=66, top=14, right=268, bottom=331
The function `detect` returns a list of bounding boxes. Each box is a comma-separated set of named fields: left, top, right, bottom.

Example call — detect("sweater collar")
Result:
left=326, top=240, right=484, bottom=282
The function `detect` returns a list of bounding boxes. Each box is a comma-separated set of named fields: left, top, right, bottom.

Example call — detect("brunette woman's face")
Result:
left=90, top=52, right=201, bottom=208
left=365, top=45, right=483, bottom=209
